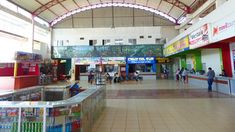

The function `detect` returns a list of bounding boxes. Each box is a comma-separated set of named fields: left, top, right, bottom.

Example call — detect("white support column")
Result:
left=17, top=108, right=22, bottom=132
left=30, top=15, right=35, bottom=53
left=43, top=107, right=47, bottom=132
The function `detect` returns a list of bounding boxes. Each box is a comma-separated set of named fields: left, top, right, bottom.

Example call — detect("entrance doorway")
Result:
left=75, top=65, right=80, bottom=80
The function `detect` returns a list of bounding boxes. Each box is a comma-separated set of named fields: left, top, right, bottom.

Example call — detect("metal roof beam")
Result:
left=33, top=0, right=67, bottom=16
left=73, top=0, right=80, bottom=8
left=163, top=0, right=191, bottom=13
left=57, top=0, right=69, bottom=12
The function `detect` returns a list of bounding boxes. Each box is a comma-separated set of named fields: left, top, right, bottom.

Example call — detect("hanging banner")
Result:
left=189, top=24, right=210, bottom=49
left=52, top=44, right=162, bottom=58
left=212, top=12, right=235, bottom=43
left=164, top=36, right=189, bottom=56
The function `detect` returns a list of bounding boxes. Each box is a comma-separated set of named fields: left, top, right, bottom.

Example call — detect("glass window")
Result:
left=128, top=39, right=137, bottom=45
left=34, top=17, right=49, bottom=27
left=33, top=41, right=41, bottom=50
left=0, top=0, right=17, bottom=12
left=102, top=39, right=111, bottom=45
left=18, top=8, right=31, bottom=19
left=115, top=39, right=123, bottom=45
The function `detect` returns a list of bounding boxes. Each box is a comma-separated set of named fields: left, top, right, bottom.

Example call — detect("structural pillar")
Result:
left=193, top=51, right=203, bottom=71
left=126, top=64, right=129, bottom=80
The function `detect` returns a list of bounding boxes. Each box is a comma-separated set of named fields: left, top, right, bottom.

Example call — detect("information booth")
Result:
left=126, top=57, right=156, bottom=80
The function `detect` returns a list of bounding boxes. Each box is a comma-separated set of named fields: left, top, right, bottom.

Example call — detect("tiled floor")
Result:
left=90, top=79, right=235, bottom=132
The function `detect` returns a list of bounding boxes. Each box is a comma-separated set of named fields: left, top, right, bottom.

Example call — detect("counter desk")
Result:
left=0, top=85, right=106, bottom=132
left=188, top=74, right=232, bottom=95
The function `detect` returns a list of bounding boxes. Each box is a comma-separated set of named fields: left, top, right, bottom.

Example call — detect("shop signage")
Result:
left=189, top=24, right=209, bottom=49
left=75, top=57, right=126, bottom=65
left=15, top=51, right=42, bottom=62
left=156, top=57, right=170, bottom=63
left=164, top=36, right=189, bottom=56
left=212, top=13, right=235, bottom=42
left=127, top=57, right=155, bottom=64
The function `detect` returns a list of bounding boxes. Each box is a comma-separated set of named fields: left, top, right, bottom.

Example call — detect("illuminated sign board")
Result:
left=127, top=57, right=155, bottom=64
left=156, top=57, right=170, bottom=63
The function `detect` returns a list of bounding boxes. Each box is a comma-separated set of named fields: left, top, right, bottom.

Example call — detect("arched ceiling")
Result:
left=10, top=0, right=207, bottom=26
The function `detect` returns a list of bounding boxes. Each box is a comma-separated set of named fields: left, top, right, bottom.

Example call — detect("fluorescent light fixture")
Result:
left=178, top=16, right=186, bottom=24
left=50, top=3, right=177, bottom=26
left=0, top=0, right=17, bottom=12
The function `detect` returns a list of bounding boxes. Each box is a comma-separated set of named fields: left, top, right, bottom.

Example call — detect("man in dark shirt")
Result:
left=69, top=81, right=81, bottom=97
left=206, top=67, right=215, bottom=92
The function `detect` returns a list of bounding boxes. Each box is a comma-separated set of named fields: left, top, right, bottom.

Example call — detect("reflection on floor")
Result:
left=91, top=79, right=235, bottom=132
left=106, top=89, right=232, bottom=99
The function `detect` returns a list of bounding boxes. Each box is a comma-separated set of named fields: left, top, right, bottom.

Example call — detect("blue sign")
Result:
left=127, top=57, right=155, bottom=64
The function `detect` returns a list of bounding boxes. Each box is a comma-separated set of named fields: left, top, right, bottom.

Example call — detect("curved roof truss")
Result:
left=50, top=2, right=177, bottom=26
left=10, top=0, right=208, bottom=26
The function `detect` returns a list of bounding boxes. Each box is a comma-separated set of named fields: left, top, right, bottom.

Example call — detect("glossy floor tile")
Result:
left=91, top=79, right=235, bottom=132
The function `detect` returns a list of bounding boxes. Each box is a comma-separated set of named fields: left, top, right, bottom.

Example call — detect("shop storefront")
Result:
left=126, top=57, right=156, bottom=79
left=0, top=51, right=42, bottom=90
left=164, top=36, right=190, bottom=77
left=74, top=57, right=126, bottom=80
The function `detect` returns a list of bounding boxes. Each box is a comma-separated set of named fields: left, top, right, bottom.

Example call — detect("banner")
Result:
left=127, top=57, right=155, bottom=64
left=212, top=12, right=235, bottom=43
left=164, top=36, right=189, bottom=56
left=156, top=57, right=170, bottom=63
left=15, top=51, right=42, bottom=62
left=52, top=44, right=162, bottom=58
left=189, top=24, right=209, bottom=49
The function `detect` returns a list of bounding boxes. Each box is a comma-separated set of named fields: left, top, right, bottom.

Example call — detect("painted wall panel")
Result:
left=201, top=49, right=221, bottom=75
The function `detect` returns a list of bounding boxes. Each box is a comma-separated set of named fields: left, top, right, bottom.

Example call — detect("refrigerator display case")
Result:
left=0, top=86, right=43, bottom=101
left=0, top=85, right=106, bottom=132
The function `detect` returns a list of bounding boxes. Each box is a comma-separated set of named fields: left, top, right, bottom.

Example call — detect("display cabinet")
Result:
left=0, top=85, right=106, bottom=132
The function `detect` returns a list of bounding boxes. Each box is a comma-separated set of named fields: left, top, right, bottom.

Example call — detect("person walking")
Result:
left=175, top=68, right=180, bottom=81
left=181, top=68, right=188, bottom=83
left=88, top=71, right=94, bottom=84
left=206, top=67, right=215, bottom=92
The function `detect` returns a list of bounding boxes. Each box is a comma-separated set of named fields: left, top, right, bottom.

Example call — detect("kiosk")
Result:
left=0, top=51, right=42, bottom=90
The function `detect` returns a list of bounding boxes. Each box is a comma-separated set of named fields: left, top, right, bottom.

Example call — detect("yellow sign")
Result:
left=164, top=36, right=189, bottom=56
left=156, top=57, right=170, bottom=63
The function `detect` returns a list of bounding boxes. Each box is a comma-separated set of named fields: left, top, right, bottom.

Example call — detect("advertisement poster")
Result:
left=164, top=36, right=189, bottom=57
left=15, top=51, right=42, bottom=62
left=189, top=24, right=209, bottom=49
left=212, top=12, right=235, bottom=43
left=52, top=45, right=162, bottom=58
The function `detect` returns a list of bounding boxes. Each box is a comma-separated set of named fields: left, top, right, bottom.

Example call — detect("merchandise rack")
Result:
left=0, top=85, right=106, bottom=132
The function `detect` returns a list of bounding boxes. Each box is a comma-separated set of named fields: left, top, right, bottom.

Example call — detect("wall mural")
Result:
left=52, top=45, right=163, bottom=58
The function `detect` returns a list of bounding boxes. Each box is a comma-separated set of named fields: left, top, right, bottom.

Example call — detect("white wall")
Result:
left=230, top=43, right=235, bottom=77
left=165, top=0, right=233, bottom=47
left=0, top=6, right=51, bottom=60
left=186, top=54, right=194, bottom=70
left=52, top=26, right=178, bottom=45
left=161, top=26, right=179, bottom=42
left=201, top=49, right=221, bottom=75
